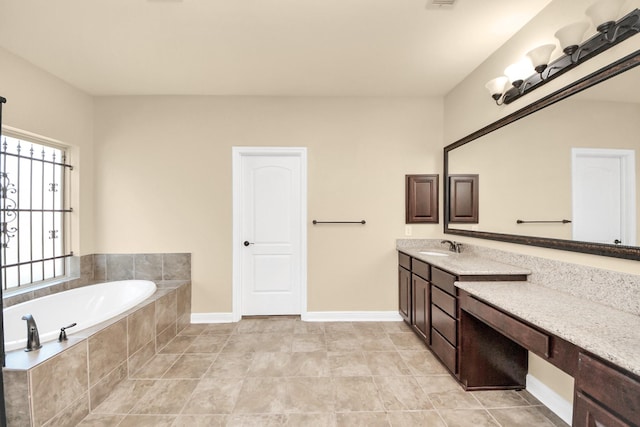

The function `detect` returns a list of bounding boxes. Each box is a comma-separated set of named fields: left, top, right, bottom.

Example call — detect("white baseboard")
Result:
left=302, top=311, right=403, bottom=322
left=526, top=374, right=573, bottom=425
left=191, top=312, right=234, bottom=323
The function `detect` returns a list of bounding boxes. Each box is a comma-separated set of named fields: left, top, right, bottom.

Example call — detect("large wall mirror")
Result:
left=444, top=49, right=640, bottom=261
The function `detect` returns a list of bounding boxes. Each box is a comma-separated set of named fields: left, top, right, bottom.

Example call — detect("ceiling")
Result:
left=0, top=0, right=552, bottom=96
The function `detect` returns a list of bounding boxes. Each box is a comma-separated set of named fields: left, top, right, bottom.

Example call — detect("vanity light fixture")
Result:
left=485, top=3, right=640, bottom=106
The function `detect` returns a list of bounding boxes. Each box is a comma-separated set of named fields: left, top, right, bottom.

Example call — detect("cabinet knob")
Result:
left=243, top=241, right=254, bottom=247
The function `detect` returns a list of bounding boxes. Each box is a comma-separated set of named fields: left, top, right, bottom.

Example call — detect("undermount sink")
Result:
left=418, top=251, right=450, bottom=257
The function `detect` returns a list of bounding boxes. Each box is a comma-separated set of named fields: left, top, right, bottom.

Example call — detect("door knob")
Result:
left=614, top=239, right=622, bottom=245
left=243, top=241, right=254, bottom=247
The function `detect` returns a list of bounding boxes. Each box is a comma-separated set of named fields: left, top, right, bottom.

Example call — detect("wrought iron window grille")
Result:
left=0, top=134, right=73, bottom=290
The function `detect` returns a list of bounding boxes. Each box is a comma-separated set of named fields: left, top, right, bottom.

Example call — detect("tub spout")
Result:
left=21, top=314, right=42, bottom=352
left=58, top=322, right=77, bottom=342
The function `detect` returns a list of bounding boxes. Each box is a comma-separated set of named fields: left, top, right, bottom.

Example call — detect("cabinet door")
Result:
left=574, top=391, right=630, bottom=427
left=398, top=266, right=411, bottom=323
left=412, top=274, right=430, bottom=341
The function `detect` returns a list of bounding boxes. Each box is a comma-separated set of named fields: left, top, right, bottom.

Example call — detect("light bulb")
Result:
left=586, top=0, right=625, bottom=32
left=485, top=76, right=509, bottom=100
left=504, top=58, right=534, bottom=88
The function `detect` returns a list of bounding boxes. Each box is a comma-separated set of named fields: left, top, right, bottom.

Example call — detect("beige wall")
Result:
left=444, top=0, right=640, bottom=406
left=0, top=47, right=95, bottom=255
left=93, top=96, right=444, bottom=313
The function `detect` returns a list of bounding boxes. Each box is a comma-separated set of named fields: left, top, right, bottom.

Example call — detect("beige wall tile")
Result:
left=128, top=304, right=155, bottom=356
left=155, top=291, right=177, bottom=333
left=3, top=369, right=31, bottom=426
left=42, top=393, right=90, bottom=427
left=88, top=319, right=127, bottom=386
left=89, top=362, right=128, bottom=410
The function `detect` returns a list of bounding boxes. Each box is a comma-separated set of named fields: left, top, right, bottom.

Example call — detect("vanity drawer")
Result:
left=431, top=267, right=456, bottom=295
left=463, top=295, right=550, bottom=357
left=577, top=353, right=640, bottom=425
left=432, top=285, right=456, bottom=317
left=432, top=305, right=456, bottom=345
left=431, top=328, right=456, bottom=374
left=412, top=259, right=430, bottom=281
left=398, top=252, right=411, bottom=270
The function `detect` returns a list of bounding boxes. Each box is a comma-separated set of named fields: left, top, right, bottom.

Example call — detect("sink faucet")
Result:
left=441, top=240, right=462, bottom=253
left=21, top=314, right=42, bottom=352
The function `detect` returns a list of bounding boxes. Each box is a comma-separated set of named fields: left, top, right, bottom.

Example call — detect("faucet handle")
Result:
left=58, top=322, right=77, bottom=342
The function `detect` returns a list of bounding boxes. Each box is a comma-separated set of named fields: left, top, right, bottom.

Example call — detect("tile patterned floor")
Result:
left=78, top=317, right=569, bottom=427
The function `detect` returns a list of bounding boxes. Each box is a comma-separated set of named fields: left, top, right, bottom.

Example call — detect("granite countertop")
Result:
left=456, top=281, right=640, bottom=377
left=398, top=247, right=531, bottom=276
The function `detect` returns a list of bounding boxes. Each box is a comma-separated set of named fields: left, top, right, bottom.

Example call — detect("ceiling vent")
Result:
left=425, top=0, right=457, bottom=9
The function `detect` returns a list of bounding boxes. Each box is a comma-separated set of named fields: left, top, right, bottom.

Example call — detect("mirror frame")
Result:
left=444, top=49, right=640, bottom=261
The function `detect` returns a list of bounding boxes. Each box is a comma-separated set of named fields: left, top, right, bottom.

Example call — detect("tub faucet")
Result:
left=21, top=314, right=42, bottom=352
left=441, top=240, right=462, bottom=253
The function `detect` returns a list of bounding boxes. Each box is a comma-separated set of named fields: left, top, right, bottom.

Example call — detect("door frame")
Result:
left=571, top=147, right=636, bottom=245
left=232, top=147, right=308, bottom=322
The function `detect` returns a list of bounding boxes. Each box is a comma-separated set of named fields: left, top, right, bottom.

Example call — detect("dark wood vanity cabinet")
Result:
left=573, top=353, right=640, bottom=427
left=398, top=253, right=411, bottom=324
left=397, top=251, right=526, bottom=380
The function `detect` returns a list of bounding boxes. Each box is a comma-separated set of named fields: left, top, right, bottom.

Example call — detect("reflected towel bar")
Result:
left=516, top=219, right=571, bottom=224
left=312, top=220, right=366, bottom=225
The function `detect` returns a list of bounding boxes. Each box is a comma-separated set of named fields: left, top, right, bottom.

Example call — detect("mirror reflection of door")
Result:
left=572, top=148, right=636, bottom=245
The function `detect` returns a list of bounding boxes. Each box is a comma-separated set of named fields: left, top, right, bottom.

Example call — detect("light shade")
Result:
left=504, top=58, right=534, bottom=87
left=485, top=76, right=509, bottom=98
left=586, top=0, right=625, bottom=32
left=526, top=44, right=556, bottom=73
left=555, top=22, right=589, bottom=54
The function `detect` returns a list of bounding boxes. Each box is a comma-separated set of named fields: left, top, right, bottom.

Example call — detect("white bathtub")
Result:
left=3, top=280, right=157, bottom=352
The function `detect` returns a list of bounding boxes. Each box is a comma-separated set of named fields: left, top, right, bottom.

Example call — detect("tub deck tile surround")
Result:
left=77, top=317, right=568, bottom=427
left=3, top=277, right=191, bottom=426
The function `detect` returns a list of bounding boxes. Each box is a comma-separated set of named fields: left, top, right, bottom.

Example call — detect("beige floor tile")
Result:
left=334, top=377, right=385, bottom=412
left=181, top=377, right=244, bottom=414
left=177, top=324, right=209, bottom=336
left=328, top=352, right=371, bottom=376
left=184, top=335, right=229, bottom=353
left=173, top=414, right=228, bottom=426
left=415, top=374, right=462, bottom=394
left=158, top=335, right=196, bottom=354
left=326, top=332, right=362, bottom=352
left=226, top=413, right=288, bottom=426
left=294, top=321, right=325, bottom=334
left=536, top=405, right=571, bottom=427
left=286, top=377, right=335, bottom=412
left=359, top=335, right=397, bottom=351
left=335, top=411, right=389, bottom=427
left=472, top=389, right=531, bottom=408
left=284, top=413, right=335, bottom=426
left=92, top=379, right=155, bottom=414
left=324, top=322, right=355, bottom=334
left=292, top=334, right=327, bottom=352
left=202, top=323, right=237, bottom=335
left=364, top=351, right=412, bottom=376
left=399, top=350, right=448, bottom=375
left=387, top=410, right=446, bottom=427
left=118, top=414, right=176, bottom=426
left=222, top=334, right=263, bottom=353
left=130, top=379, right=199, bottom=414
left=288, top=352, right=330, bottom=377
left=374, top=376, right=434, bottom=410
left=76, top=413, right=125, bottom=426
left=233, top=377, right=289, bottom=414
left=162, top=354, right=216, bottom=379
left=428, top=389, right=483, bottom=410
left=255, top=333, right=294, bottom=352
left=247, top=352, right=292, bottom=377
left=438, top=409, right=500, bottom=427
left=380, top=321, right=413, bottom=333
left=351, top=322, right=388, bottom=337
left=130, top=354, right=180, bottom=379
left=387, top=332, right=428, bottom=350
left=205, top=352, right=254, bottom=377
left=489, top=406, right=559, bottom=427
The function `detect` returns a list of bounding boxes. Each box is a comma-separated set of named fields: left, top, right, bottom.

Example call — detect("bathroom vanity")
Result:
left=397, top=246, right=640, bottom=427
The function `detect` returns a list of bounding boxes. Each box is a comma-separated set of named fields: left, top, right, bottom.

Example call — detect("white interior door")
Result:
left=233, top=148, right=306, bottom=317
left=572, top=148, right=636, bottom=245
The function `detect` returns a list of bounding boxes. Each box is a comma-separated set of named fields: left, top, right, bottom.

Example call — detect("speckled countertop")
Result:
left=456, top=281, right=640, bottom=377
left=398, top=247, right=531, bottom=276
